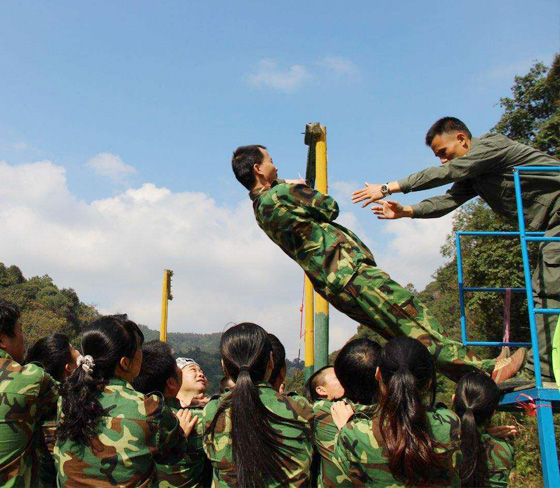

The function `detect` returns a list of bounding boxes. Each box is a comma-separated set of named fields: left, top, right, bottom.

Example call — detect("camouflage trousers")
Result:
left=325, top=263, right=495, bottom=382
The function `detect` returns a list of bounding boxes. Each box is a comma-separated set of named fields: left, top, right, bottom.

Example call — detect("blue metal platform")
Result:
left=456, top=165, right=560, bottom=487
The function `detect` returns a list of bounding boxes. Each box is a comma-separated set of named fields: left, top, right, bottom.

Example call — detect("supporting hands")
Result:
left=372, top=200, right=413, bottom=220
left=487, top=424, right=518, bottom=439
left=177, top=408, right=198, bottom=438
left=352, top=183, right=384, bottom=207
left=331, top=401, right=355, bottom=430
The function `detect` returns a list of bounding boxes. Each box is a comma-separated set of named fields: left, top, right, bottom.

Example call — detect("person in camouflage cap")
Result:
left=331, top=338, right=462, bottom=487
left=231, top=144, right=525, bottom=383
left=133, top=340, right=211, bottom=488
left=25, top=333, right=80, bottom=488
left=453, top=372, right=515, bottom=488
left=0, top=299, right=59, bottom=488
left=313, top=338, right=381, bottom=488
left=55, top=315, right=197, bottom=488
left=202, top=323, right=313, bottom=488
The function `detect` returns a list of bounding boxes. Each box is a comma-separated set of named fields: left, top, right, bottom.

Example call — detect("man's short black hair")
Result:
left=133, top=340, right=178, bottom=395
left=268, top=334, right=286, bottom=386
left=305, top=365, right=334, bottom=402
left=425, top=117, right=472, bottom=146
left=232, top=145, right=267, bottom=190
left=0, top=299, right=20, bottom=338
left=219, top=376, right=234, bottom=393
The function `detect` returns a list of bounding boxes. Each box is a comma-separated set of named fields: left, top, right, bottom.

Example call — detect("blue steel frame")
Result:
left=456, top=166, right=560, bottom=487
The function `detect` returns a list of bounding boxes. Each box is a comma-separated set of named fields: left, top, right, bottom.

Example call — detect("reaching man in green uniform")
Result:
left=133, top=341, right=210, bottom=488
left=231, top=144, right=526, bottom=383
left=0, top=299, right=59, bottom=488
left=353, top=117, right=560, bottom=382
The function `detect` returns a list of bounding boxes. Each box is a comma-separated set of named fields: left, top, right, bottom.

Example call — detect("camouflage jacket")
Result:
left=35, top=379, right=60, bottom=488
left=313, top=399, right=375, bottom=488
left=154, top=397, right=209, bottom=488
left=54, top=377, right=187, bottom=488
left=481, top=431, right=514, bottom=488
left=201, top=383, right=314, bottom=487
left=0, top=350, right=58, bottom=488
left=250, top=181, right=376, bottom=296
left=332, top=405, right=462, bottom=488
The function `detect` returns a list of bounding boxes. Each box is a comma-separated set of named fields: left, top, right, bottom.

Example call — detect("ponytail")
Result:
left=454, top=372, right=500, bottom=487
left=206, top=323, right=302, bottom=488
left=57, top=315, right=144, bottom=446
left=378, top=338, right=448, bottom=486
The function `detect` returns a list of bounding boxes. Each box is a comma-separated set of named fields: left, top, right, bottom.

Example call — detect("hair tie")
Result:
left=77, top=354, right=95, bottom=375
left=239, top=366, right=250, bottom=373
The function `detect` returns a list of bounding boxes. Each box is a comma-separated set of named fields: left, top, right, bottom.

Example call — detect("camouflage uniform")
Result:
left=155, top=397, right=209, bottom=488
left=481, top=431, right=514, bottom=488
left=331, top=404, right=462, bottom=487
left=313, top=399, right=375, bottom=488
left=54, top=377, right=187, bottom=488
left=201, top=382, right=313, bottom=487
left=35, top=380, right=60, bottom=488
left=250, top=181, right=494, bottom=381
left=0, top=350, right=58, bottom=488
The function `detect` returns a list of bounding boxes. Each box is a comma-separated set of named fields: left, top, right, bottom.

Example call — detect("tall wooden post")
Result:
left=160, top=269, right=173, bottom=342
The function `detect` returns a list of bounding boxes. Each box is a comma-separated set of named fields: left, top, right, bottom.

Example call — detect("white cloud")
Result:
left=246, top=59, right=311, bottom=93
left=320, top=56, right=361, bottom=80
left=86, top=152, right=137, bottom=185
left=479, top=53, right=555, bottom=83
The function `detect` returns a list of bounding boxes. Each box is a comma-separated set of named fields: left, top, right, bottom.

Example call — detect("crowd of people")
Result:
left=0, top=299, right=514, bottom=487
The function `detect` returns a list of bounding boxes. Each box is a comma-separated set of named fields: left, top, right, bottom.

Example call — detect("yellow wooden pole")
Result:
left=304, top=275, right=315, bottom=380
left=160, top=269, right=173, bottom=342
left=314, top=126, right=329, bottom=369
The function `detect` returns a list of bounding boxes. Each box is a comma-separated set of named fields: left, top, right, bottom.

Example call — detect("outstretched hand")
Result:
left=372, top=200, right=407, bottom=219
left=352, top=183, right=384, bottom=207
left=487, top=425, right=518, bottom=439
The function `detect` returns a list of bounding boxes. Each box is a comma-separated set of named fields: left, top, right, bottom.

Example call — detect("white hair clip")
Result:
left=77, top=354, right=95, bottom=375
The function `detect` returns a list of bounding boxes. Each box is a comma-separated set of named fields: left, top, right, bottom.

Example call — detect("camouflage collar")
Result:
left=107, top=376, right=135, bottom=390
left=0, top=349, right=13, bottom=360
left=249, top=179, right=284, bottom=201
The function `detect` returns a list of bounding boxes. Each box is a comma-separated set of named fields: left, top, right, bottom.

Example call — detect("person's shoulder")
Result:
left=427, top=404, right=461, bottom=441
left=479, top=132, right=514, bottom=148
left=263, top=387, right=313, bottom=421
left=1, top=358, right=50, bottom=391
left=484, top=432, right=515, bottom=465
left=312, top=398, right=333, bottom=414
left=105, top=381, right=166, bottom=419
left=201, top=393, right=223, bottom=420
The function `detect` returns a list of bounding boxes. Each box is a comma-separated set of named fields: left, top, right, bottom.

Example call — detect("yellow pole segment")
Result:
left=160, top=269, right=173, bottom=342
left=304, top=275, right=315, bottom=380
left=314, top=126, right=330, bottom=370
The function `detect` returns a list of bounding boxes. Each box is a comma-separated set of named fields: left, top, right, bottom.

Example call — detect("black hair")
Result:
left=453, top=372, right=501, bottom=487
left=25, top=333, right=73, bottom=382
left=0, top=299, right=20, bottom=337
left=231, top=145, right=267, bottom=190
left=378, top=337, right=447, bottom=486
left=425, top=117, right=472, bottom=146
left=219, top=376, right=235, bottom=394
left=268, top=333, right=286, bottom=388
left=334, top=338, right=381, bottom=405
left=133, top=340, right=178, bottom=395
left=206, top=323, right=303, bottom=488
left=57, top=314, right=144, bottom=446
left=305, top=365, right=335, bottom=402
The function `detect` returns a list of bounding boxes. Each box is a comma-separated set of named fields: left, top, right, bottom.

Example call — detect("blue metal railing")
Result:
left=456, top=165, right=560, bottom=487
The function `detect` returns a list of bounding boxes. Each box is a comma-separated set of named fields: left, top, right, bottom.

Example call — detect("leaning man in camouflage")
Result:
left=232, top=145, right=525, bottom=382
left=354, top=117, right=560, bottom=382
left=0, top=299, right=58, bottom=487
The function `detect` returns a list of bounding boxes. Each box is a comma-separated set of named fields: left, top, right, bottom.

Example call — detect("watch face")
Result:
left=381, top=184, right=389, bottom=195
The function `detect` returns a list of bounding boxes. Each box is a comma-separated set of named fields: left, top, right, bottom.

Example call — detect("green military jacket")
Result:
left=481, top=431, right=514, bottom=488
left=313, top=399, right=375, bottom=488
left=35, top=379, right=60, bottom=488
left=332, top=405, right=462, bottom=487
left=0, top=350, right=58, bottom=488
left=397, top=133, right=560, bottom=231
left=201, top=383, right=314, bottom=487
left=250, top=180, right=376, bottom=297
left=54, top=377, right=187, bottom=488
left=154, top=397, right=208, bottom=488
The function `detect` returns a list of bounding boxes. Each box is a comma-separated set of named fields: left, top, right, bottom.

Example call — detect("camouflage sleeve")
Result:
left=330, top=427, right=365, bottom=488
left=274, top=182, right=339, bottom=223
left=486, top=438, right=514, bottom=487
left=152, top=396, right=188, bottom=465
left=36, top=369, right=58, bottom=420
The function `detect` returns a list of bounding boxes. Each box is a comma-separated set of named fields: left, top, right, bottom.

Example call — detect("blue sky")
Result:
left=0, top=1, right=558, bottom=354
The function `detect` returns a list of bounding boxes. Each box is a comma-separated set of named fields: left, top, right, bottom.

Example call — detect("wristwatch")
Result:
left=380, top=183, right=392, bottom=197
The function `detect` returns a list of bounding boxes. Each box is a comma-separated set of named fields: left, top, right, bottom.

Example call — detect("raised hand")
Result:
left=331, top=401, right=354, bottom=430
left=372, top=200, right=411, bottom=219
left=352, top=183, right=384, bottom=208
left=177, top=408, right=198, bottom=437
